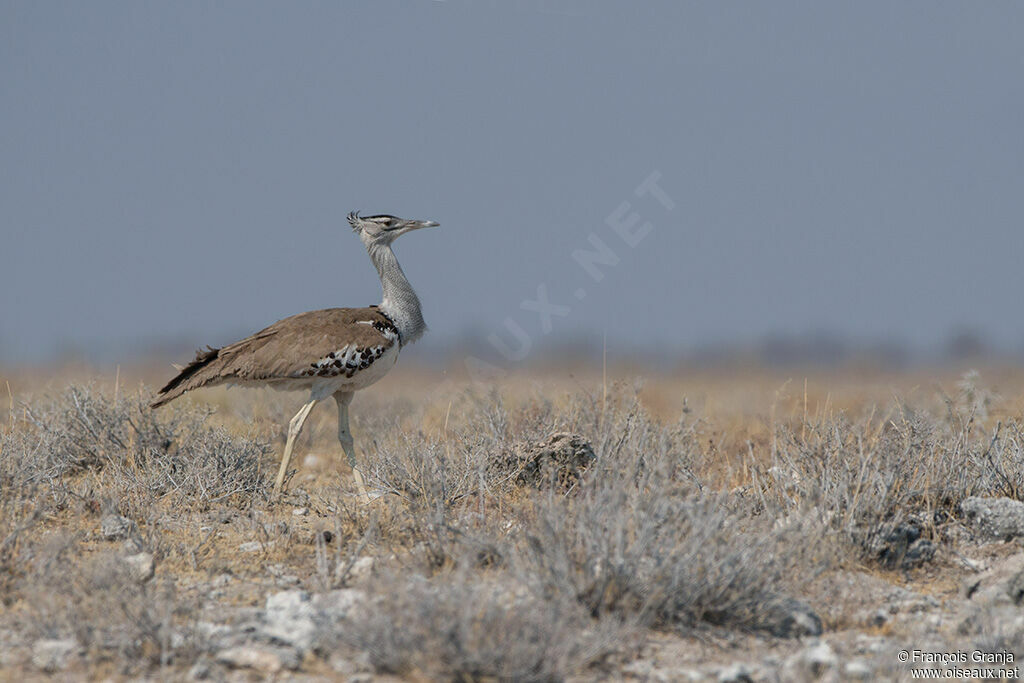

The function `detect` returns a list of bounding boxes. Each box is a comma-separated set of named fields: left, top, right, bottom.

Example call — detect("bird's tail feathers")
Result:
left=150, top=346, right=221, bottom=408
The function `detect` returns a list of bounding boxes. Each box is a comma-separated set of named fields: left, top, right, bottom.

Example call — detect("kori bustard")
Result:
left=151, top=212, right=438, bottom=501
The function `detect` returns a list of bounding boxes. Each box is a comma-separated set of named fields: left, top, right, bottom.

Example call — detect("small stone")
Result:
left=188, top=659, right=211, bottom=680
left=844, top=660, right=872, bottom=680
left=314, top=588, right=368, bottom=623
left=31, top=638, right=78, bottom=672
left=802, top=641, right=838, bottom=677
left=717, top=664, right=754, bottom=682
left=266, top=562, right=299, bottom=585
left=961, top=496, right=1024, bottom=541
left=758, top=597, right=823, bottom=638
left=962, top=553, right=1024, bottom=602
left=262, top=590, right=317, bottom=652
left=216, top=645, right=298, bottom=673
left=122, top=552, right=155, bottom=583
left=1007, top=568, right=1024, bottom=605
left=195, top=621, right=234, bottom=645
left=292, top=507, right=309, bottom=516
left=350, top=650, right=374, bottom=673
left=858, top=635, right=887, bottom=654
left=959, top=555, right=987, bottom=572
left=121, top=535, right=146, bottom=554
left=100, top=514, right=136, bottom=541
left=622, top=660, right=653, bottom=678
left=329, top=654, right=358, bottom=675
left=347, top=556, right=375, bottom=584
left=211, top=573, right=232, bottom=587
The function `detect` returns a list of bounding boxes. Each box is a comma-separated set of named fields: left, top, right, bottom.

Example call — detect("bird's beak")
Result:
left=388, top=218, right=439, bottom=233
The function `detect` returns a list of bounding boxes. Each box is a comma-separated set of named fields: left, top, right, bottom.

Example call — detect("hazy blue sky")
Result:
left=2, top=1, right=1023, bottom=365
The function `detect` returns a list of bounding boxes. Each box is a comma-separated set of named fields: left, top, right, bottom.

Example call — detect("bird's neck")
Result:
left=368, top=243, right=426, bottom=346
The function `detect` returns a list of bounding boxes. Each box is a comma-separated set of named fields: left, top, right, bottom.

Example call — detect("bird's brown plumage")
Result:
left=150, top=307, right=399, bottom=408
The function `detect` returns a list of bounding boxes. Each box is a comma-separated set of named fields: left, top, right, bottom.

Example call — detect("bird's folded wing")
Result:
left=218, top=307, right=400, bottom=380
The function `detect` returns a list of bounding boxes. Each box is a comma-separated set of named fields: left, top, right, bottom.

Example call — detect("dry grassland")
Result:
left=2, top=361, right=1024, bottom=680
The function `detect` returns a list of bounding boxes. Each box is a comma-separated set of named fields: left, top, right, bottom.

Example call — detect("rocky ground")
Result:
left=2, top=368, right=1024, bottom=681
left=11, top=510, right=1024, bottom=682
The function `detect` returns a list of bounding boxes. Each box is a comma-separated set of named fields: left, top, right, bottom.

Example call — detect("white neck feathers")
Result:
left=368, top=243, right=426, bottom=346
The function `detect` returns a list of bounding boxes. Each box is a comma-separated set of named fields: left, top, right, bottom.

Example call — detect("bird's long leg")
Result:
left=334, top=391, right=377, bottom=503
left=272, top=399, right=318, bottom=500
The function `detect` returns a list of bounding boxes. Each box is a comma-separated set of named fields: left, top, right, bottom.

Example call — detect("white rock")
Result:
left=622, top=660, right=653, bottom=678
left=292, top=507, right=309, bottom=516
left=329, top=654, right=358, bottom=675
left=844, top=660, right=872, bottom=680
left=211, top=573, right=232, bottom=587
left=717, top=663, right=754, bottom=682
left=314, top=588, right=368, bottom=621
left=194, top=622, right=233, bottom=650
left=962, top=552, right=1024, bottom=605
left=187, top=659, right=211, bottom=680
left=31, top=638, right=78, bottom=672
left=238, top=541, right=265, bottom=553
left=122, top=552, right=155, bottom=582
left=347, top=556, right=375, bottom=584
left=262, top=590, right=317, bottom=652
left=216, top=645, right=297, bottom=673
left=802, top=641, right=839, bottom=678
left=962, top=496, right=1024, bottom=541
left=958, top=555, right=988, bottom=572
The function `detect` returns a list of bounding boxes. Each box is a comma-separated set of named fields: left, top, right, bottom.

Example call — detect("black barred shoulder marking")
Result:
left=295, top=342, right=390, bottom=379
left=373, top=311, right=401, bottom=344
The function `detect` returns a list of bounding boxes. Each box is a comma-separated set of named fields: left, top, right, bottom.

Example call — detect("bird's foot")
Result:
left=349, top=467, right=386, bottom=504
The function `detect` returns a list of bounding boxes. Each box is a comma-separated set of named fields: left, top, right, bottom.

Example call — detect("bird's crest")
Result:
left=347, top=211, right=361, bottom=231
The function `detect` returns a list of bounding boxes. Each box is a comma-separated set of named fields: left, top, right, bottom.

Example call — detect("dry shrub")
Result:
left=1, top=421, right=51, bottom=604
left=4, top=385, right=271, bottom=512
left=518, top=447, right=821, bottom=634
left=361, top=431, right=508, bottom=569
left=759, top=374, right=1024, bottom=562
left=337, top=570, right=627, bottom=681
left=521, top=492, right=810, bottom=630
left=0, top=498, right=44, bottom=606
left=19, top=538, right=194, bottom=672
left=350, top=387, right=819, bottom=637
left=352, top=394, right=528, bottom=569
left=512, top=385, right=823, bottom=634
left=516, top=387, right=819, bottom=633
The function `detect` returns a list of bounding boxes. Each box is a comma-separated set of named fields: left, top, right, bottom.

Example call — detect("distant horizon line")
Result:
left=1, top=327, right=1016, bottom=369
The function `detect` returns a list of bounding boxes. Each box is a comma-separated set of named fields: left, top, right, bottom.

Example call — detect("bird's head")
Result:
left=347, top=212, right=439, bottom=247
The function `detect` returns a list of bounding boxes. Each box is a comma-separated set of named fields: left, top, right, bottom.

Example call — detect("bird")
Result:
left=150, top=212, right=439, bottom=502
